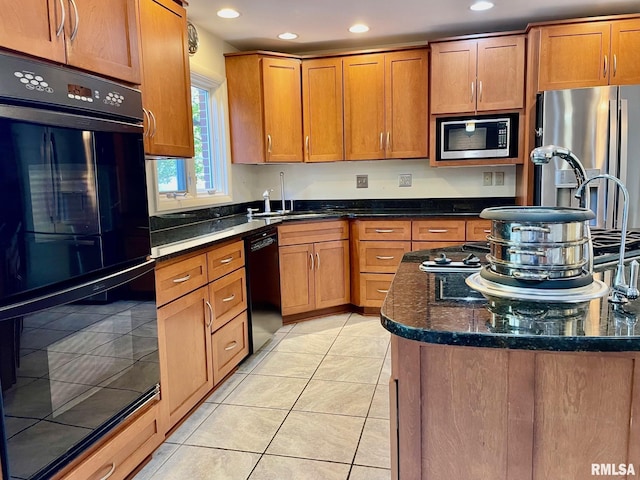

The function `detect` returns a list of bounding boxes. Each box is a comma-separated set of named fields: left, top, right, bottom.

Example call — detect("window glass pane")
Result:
left=192, top=85, right=215, bottom=192
left=156, top=158, right=187, bottom=193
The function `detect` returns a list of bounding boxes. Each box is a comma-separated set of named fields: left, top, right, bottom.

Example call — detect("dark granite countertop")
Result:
left=381, top=247, right=640, bottom=352
left=149, top=197, right=514, bottom=261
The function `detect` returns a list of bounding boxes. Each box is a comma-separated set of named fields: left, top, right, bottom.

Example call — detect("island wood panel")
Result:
left=391, top=335, right=422, bottom=480
left=392, top=338, right=640, bottom=479
left=421, top=344, right=509, bottom=479
left=533, top=353, right=634, bottom=480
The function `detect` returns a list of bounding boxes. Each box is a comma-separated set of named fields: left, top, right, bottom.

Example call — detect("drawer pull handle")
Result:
left=428, top=229, right=448, bottom=233
left=205, top=301, right=213, bottom=328
left=483, top=229, right=491, bottom=233
left=376, top=289, right=389, bottom=294
left=376, top=255, right=395, bottom=260
left=222, top=294, right=236, bottom=302
left=220, top=257, right=234, bottom=264
left=375, top=229, right=395, bottom=233
left=172, top=274, right=191, bottom=283
left=224, top=341, right=238, bottom=351
left=99, top=463, right=116, bottom=480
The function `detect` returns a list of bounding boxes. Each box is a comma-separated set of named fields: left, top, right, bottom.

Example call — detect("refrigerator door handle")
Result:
left=617, top=98, right=629, bottom=230
left=605, top=99, right=619, bottom=229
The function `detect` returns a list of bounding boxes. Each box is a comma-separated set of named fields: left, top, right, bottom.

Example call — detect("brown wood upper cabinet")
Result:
left=430, top=36, right=525, bottom=114
left=302, top=58, right=344, bottom=162
left=0, top=0, right=141, bottom=84
left=537, top=19, right=640, bottom=91
left=226, top=54, right=303, bottom=163
left=344, top=49, right=429, bottom=160
left=138, top=0, right=194, bottom=157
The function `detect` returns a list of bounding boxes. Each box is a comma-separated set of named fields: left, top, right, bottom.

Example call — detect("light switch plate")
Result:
left=495, top=171, right=504, bottom=186
left=356, top=175, right=368, bottom=188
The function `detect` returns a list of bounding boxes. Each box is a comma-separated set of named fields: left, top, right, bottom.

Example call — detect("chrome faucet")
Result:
left=575, top=174, right=640, bottom=303
left=279, top=171, right=290, bottom=213
left=530, top=145, right=589, bottom=208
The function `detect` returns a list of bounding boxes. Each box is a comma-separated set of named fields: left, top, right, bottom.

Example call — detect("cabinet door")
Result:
left=64, top=0, right=140, bottom=84
left=157, top=287, right=213, bottom=430
left=0, top=0, right=65, bottom=63
left=302, top=58, right=344, bottom=162
left=476, top=36, right=525, bottom=111
left=279, top=244, right=314, bottom=315
left=314, top=239, right=350, bottom=309
left=262, top=57, right=303, bottom=162
left=344, top=53, right=385, bottom=160
left=139, top=0, right=194, bottom=157
left=538, top=23, right=611, bottom=91
left=430, top=40, right=477, bottom=114
left=385, top=49, right=428, bottom=158
left=611, top=19, right=640, bottom=85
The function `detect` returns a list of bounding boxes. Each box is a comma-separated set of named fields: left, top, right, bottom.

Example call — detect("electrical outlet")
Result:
left=356, top=174, right=368, bottom=188
left=399, top=174, right=412, bottom=187
left=495, top=171, right=504, bottom=186
left=483, top=172, right=493, bottom=186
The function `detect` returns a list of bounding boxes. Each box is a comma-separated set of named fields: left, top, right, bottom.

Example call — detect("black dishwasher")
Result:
left=245, top=227, right=282, bottom=353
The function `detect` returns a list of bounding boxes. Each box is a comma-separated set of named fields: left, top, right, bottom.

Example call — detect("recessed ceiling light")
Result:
left=470, top=1, right=494, bottom=11
left=217, top=8, right=240, bottom=19
left=349, top=23, right=370, bottom=34
left=278, top=32, right=298, bottom=40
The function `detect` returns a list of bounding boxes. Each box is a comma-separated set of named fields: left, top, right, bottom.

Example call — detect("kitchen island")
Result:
left=381, top=247, right=640, bottom=480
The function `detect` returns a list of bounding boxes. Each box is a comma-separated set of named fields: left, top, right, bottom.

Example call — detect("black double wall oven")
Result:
left=0, top=52, right=157, bottom=479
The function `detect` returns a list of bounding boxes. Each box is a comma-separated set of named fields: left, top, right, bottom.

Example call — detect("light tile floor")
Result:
left=134, top=312, right=392, bottom=480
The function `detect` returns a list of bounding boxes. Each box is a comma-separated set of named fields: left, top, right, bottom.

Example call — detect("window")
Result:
left=148, top=71, right=231, bottom=213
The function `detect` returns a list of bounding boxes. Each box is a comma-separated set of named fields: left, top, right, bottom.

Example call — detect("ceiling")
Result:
left=185, top=0, right=639, bottom=54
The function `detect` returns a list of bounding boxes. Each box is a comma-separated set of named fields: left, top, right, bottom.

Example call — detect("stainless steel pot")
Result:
left=480, top=206, right=595, bottom=281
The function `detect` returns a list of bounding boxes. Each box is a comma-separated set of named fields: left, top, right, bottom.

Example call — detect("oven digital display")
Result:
left=68, top=83, right=92, bottom=97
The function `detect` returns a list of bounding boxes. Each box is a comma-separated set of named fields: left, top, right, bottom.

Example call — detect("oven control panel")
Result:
left=0, top=51, right=142, bottom=121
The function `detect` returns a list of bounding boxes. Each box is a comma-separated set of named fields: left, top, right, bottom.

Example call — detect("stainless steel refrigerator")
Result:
left=535, top=86, right=640, bottom=229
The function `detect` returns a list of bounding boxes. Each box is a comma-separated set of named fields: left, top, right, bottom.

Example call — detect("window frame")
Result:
left=146, top=71, right=232, bottom=215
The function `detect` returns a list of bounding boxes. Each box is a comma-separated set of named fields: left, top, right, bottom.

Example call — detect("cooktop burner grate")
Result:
left=590, top=229, right=640, bottom=255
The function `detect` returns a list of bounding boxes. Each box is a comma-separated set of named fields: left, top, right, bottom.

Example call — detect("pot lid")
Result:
left=480, top=206, right=595, bottom=222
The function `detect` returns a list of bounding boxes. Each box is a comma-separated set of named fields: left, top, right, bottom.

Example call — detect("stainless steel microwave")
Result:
left=436, top=113, right=518, bottom=161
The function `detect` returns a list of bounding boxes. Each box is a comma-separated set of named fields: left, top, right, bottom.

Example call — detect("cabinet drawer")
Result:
left=360, top=273, right=394, bottom=308
left=360, top=241, right=411, bottom=273
left=412, top=220, right=466, bottom=241
left=212, top=311, right=249, bottom=384
left=356, top=220, right=411, bottom=241
left=62, top=402, right=162, bottom=480
left=155, top=253, right=208, bottom=307
left=278, top=220, right=348, bottom=246
left=466, top=219, right=492, bottom=241
left=209, top=268, right=247, bottom=331
left=412, top=241, right=465, bottom=251
left=207, top=240, right=245, bottom=282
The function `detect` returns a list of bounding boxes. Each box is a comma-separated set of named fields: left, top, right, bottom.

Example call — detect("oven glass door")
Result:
left=0, top=111, right=150, bottom=302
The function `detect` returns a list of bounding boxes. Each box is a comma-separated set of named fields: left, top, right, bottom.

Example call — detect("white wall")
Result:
left=187, top=23, right=516, bottom=207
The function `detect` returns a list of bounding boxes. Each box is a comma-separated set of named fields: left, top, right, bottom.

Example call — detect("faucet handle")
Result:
left=629, top=259, right=639, bottom=299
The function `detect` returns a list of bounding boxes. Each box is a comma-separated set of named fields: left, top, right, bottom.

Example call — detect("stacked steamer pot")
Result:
left=479, top=206, right=596, bottom=289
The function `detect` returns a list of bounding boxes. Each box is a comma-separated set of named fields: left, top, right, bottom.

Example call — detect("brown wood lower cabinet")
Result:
left=157, top=286, right=213, bottom=431
left=391, top=336, right=640, bottom=480
left=212, top=311, right=250, bottom=383
left=61, top=402, right=162, bottom=480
